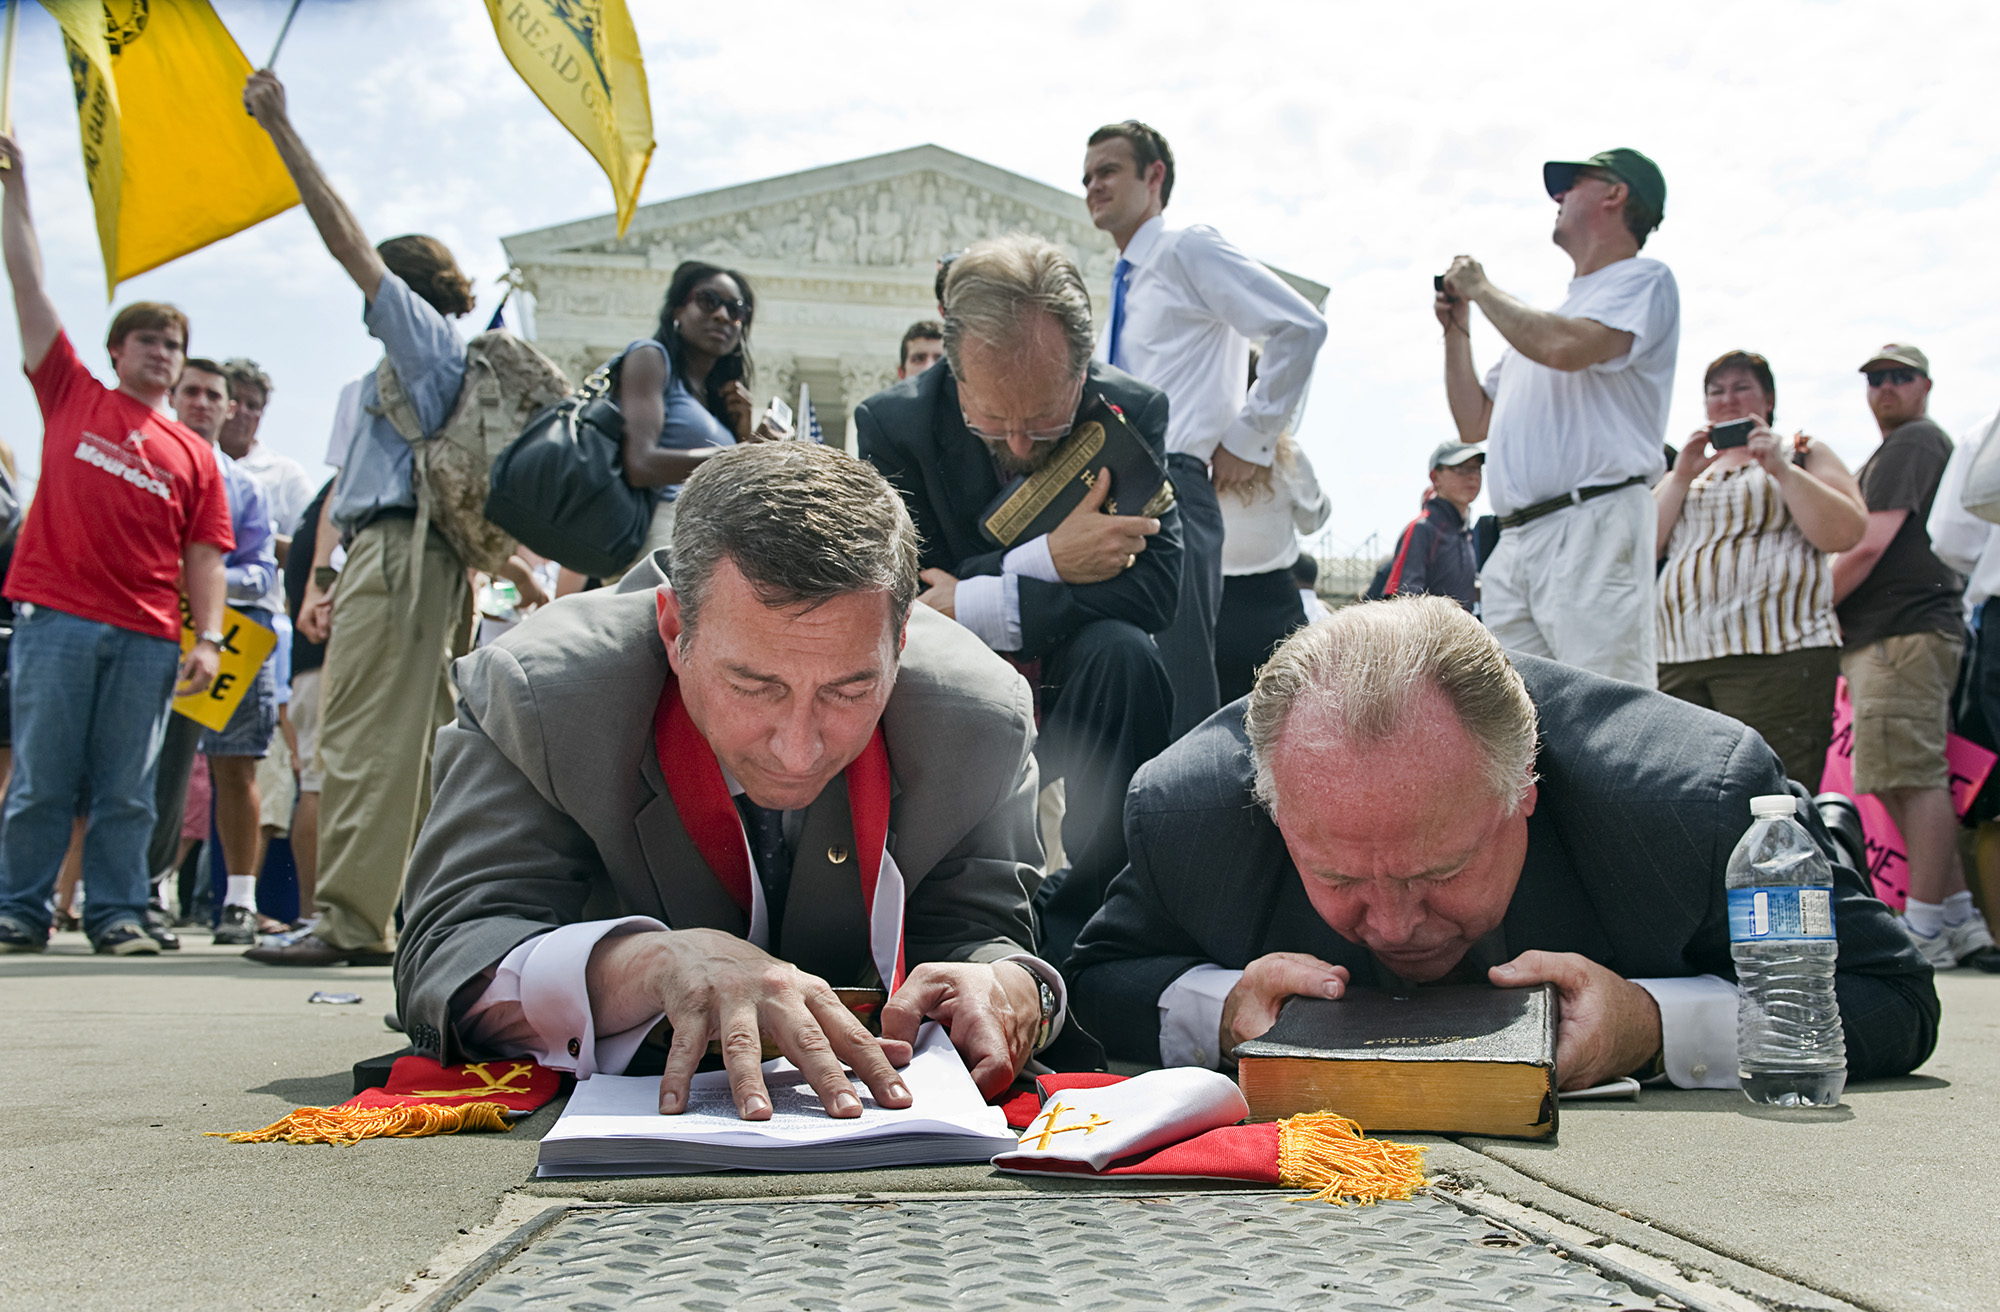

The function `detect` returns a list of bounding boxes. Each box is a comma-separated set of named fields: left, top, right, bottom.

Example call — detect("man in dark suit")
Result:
left=858, top=235, right=1182, bottom=966
left=396, top=444, right=1069, bottom=1120
left=1068, top=596, right=1938, bottom=1091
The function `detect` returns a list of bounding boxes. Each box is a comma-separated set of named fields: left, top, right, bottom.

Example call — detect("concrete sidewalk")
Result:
left=5, top=934, right=1994, bottom=1311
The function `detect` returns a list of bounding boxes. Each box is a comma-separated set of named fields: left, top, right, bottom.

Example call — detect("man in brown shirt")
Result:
left=1831, top=343, right=1991, bottom=970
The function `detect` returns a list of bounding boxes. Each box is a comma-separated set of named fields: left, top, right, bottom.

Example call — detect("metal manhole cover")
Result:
left=454, top=1192, right=1654, bottom=1311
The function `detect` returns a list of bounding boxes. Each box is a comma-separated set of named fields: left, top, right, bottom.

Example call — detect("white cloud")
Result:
left=1, top=0, right=1996, bottom=559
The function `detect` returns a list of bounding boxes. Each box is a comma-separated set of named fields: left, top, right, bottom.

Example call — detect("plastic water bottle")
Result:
left=1726, top=795, right=1846, bottom=1107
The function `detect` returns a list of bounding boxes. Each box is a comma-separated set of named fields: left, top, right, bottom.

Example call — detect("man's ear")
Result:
left=658, top=586, right=687, bottom=676
left=1516, top=781, right=1539, bottom=819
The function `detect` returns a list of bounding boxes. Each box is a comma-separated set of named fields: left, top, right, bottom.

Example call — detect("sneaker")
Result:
left=92, top=922, right=162, bottom=956
left=144, top=901, right=181, bottom=951
left=1901, top=917, right=1959, bottom=970
left=1945, top=915, right=1997, bottom=965
left=0, top=916, right=48, bottom=954
left=212, top=904, right=259, bottom=946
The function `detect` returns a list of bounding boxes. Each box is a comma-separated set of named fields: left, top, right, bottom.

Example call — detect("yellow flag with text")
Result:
left=41, top=0, right=299, bottom=296
left=484, top=0, right=654, bottom=237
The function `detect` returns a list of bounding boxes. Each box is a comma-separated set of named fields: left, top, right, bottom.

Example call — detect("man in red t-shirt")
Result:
left=0, top=133, right=233, bottom=956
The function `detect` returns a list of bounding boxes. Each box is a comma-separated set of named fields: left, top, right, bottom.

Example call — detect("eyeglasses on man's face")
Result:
left=1866, top=368, right=1922, bottom=388
left=691, top=288, right=751, bottom=322
left=959, top=371, right=1087, bottom=444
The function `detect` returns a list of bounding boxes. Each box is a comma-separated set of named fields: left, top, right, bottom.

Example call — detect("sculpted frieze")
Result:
left=561, top=170, right=1116, bottom=277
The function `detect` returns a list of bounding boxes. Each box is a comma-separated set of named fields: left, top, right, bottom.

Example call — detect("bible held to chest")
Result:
left=1233, top=984, right=1559, bottom=1141
left=977, top=396, right=1176, bottom=548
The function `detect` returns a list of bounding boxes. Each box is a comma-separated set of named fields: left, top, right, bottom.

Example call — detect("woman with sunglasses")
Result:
left=613, top=261, right=785, bottom=568
left=1653, top=350, right=1867, bottom=788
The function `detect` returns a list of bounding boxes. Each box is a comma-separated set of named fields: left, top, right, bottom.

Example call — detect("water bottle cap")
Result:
left=1750, top=794, right=1797, bottom=819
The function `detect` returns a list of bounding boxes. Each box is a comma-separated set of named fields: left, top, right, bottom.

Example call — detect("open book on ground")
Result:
left=536, top=1023, right=1016, bottom=1177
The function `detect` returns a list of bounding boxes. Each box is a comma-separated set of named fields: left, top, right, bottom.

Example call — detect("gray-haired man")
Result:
left=1069, top=597, right=1937, bottom=1091
left=396, top=442, right=1070, bottom=1118
left=856, top=234, right=1184, bottom=966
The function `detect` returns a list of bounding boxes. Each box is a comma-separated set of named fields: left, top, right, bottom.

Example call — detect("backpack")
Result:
left=1365, top=511, right=1441, bottom=601
left=373, top=330, right=574, bottom=596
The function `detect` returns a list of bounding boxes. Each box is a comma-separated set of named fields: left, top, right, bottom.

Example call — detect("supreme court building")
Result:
left=501, top=145, right=1326, bottom=449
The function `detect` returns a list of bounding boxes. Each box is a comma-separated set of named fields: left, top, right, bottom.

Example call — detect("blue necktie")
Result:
left=1107, top=257, right=1131, bottom=369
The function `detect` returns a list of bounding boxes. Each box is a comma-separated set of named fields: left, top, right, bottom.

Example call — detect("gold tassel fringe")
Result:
left=1276, top=1112, right=1429, bottom=1205
left=206, top=1100, right=515, bottom=1146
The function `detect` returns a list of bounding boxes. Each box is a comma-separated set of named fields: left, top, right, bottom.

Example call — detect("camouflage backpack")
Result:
left=373, top=331, right=574, bottom=596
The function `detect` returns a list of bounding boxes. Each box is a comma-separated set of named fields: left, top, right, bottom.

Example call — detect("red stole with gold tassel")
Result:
left=651, top=592, right=905, bottom=991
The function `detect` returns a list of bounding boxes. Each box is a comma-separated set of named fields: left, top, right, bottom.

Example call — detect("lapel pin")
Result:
left=827, top=845, right=850, bottom=864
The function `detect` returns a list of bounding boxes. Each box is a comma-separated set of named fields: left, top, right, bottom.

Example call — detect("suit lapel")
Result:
left=781, top=773, right=875, bottom=986
left=634, top=743, right=749, bottom=938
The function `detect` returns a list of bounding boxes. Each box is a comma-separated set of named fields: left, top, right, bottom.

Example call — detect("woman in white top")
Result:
left=1654, top=350, right=1867, bottom=788
left=1215, top=434, right=1330, bottom=704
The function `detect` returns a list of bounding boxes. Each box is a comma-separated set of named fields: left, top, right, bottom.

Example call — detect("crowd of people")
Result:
left=0, top=70, right=1982, bottom=1114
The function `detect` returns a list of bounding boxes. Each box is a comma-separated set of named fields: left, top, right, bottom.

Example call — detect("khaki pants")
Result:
left=1480, top=483, right=1658, bottom=688
left=1841, top=630, right=1961, bottom=796
left=312, top=521, right=470, bottom=951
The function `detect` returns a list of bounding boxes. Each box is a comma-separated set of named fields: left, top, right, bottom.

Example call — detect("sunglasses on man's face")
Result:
left=692, top=288, right=751, bottom=322
left=1866, top=368, right=1922, bottom=388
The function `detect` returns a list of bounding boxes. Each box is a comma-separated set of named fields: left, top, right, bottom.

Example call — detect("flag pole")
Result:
left=266, top=0, right=303, bottom=68
left=1, top=0, right=18, bottom=132
left=0, top=0, right=18, bottom=169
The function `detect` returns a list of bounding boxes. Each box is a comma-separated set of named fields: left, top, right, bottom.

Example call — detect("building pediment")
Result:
left=503, top=144, right=1121, bottom=285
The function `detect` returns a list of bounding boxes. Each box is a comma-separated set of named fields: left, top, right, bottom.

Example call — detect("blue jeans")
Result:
left=0, top=605, right=181, bottom=939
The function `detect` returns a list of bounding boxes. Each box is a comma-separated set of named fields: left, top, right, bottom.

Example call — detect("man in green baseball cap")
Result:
left=1433, top=147, right=1678, bottom=688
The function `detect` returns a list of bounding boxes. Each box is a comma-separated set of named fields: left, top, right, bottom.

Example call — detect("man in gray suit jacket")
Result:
left=1068, top=597, right=1938, bottom=1091
left=396, top=444, right=1065, bottom=1120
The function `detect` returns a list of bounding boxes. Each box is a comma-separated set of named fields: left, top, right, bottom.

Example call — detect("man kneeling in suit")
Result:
left=1068, top=596, right=1938, bottom=1090
left=396, top=443, right=1065, bottom=1119
left=857, top=234, right=1183, bottom=966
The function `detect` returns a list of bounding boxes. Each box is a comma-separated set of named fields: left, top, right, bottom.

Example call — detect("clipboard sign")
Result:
left=172, top=600, right=277, bottom=731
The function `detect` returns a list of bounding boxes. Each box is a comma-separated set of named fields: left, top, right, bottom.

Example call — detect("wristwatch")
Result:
left=1025, top=966, right=1057, bottom=1053
left=312, top=565, right=338, bottom=590
left=195, top=629, right=225, bottom=647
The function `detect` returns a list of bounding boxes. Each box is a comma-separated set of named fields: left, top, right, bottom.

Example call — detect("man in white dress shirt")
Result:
left=1437, top=148, right=1678, bottom=688
left=1083, top=120, right=1329, bottom=737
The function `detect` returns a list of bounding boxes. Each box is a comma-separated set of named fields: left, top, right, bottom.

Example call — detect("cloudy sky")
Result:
left=3, top=0, right=1997, bottom=555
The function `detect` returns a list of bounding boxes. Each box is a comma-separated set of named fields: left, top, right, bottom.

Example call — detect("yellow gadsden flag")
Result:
left=485, top=0, right=655, bottom=237
left=41, top=0, right=298, bottom=295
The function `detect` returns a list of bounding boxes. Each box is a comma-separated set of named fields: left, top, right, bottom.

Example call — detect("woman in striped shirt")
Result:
left=1654, top=351, right=1868, bottom=788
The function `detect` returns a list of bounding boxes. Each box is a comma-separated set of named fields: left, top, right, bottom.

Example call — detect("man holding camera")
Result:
left=1437, top=148, right=1678, bottom=688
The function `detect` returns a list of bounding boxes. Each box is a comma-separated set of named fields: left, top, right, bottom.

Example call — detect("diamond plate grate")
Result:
left=454, top=1192, right=1658, bottom=1311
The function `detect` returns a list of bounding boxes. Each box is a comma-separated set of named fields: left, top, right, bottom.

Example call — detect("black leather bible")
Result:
left=977, top=395, right=1175, bottom=548
left=1233, top=984, right=1559, bottom=1140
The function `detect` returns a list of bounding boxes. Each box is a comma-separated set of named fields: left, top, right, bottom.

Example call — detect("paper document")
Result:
left=537, top=1022, right=1014, bottom=1177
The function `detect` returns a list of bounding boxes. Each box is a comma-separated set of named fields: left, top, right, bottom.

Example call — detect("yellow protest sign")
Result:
left=41, top=0, right=299, bottom=296
left=484, top=0, right=654, bottom=237
left=173, top=603, right=276, bottom=732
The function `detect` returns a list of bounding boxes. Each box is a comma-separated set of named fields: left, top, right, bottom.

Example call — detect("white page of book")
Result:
left=543, top=1022, right=1010, bottom=1149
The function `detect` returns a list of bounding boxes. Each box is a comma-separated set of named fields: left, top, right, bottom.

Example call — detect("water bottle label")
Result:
left=1728, top=887, right=1835, bottom=942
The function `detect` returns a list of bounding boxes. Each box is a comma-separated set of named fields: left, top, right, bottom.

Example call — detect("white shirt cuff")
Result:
left=1634, top=974, right=1740, bottom=1089
left=461, top=915, right=667, bottom=1078
left=1158, top=964, right=1243, bottom=1069
left=1003, top=535, right=1062, bottom=583
left=949, top=572, right=1022, bottom=652
left=1219, top=417, right=1277, bottom=466
left=997, top=951, right=1068, bottom=1049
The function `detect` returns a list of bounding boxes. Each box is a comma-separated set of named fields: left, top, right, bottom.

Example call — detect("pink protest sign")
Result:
left=1821, top=677, right=1995, bottom=911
